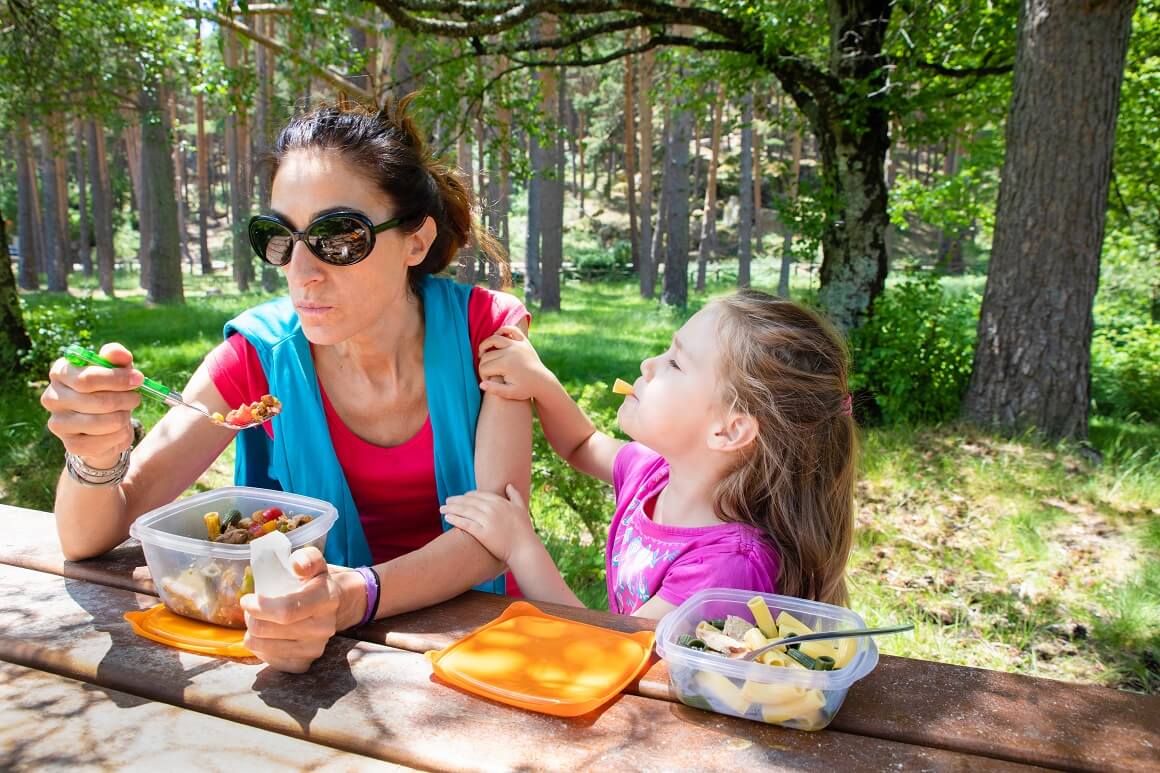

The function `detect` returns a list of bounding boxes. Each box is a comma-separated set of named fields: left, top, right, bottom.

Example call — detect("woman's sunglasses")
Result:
left=248, top=210, right=403, bottom=267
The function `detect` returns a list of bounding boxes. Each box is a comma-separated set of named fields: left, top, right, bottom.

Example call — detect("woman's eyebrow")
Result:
left=266, top=205, right=362, bottom=226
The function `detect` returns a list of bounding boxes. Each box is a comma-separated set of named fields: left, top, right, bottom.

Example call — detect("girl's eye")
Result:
left=667, top=358, right=681, bottom=370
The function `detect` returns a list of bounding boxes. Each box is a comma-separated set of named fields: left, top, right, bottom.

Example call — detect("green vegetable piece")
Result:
left=221, top=508, right=243, bottom=529
left=706, top=618, right=726, bottom=630
left=241, top=566, right=254, bottom=595
left=816, top=655, right=836, bottom=671
left=677, top=634, right=708, bottom=651
left=786, top=647, right=818, bottom=670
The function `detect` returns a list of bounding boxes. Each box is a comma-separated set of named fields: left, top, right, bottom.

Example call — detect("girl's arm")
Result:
left=478, top=327, right=624, bottom=484
left=441, top=485, right=585, bottom=608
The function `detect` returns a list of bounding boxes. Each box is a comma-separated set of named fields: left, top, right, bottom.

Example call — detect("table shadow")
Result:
left=251, top=636, right=360, bottom=734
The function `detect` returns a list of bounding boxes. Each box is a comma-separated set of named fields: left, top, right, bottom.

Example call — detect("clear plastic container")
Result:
left=130, top=486, right=338, bottom=628
left=655, top=588, right=880, bottom=731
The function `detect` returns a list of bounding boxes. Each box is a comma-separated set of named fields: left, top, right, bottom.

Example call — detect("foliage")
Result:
left=17, top=295, right=101, bottom=377
left=1108, top=0, right=1160, bottom=249
left=1091, top=324, right=1160, bottom=423
left=850, top=273, right=980, bottom=424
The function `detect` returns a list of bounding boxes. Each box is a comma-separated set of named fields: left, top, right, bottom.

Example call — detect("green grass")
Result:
left=4, top=269, right=1157, bottom=694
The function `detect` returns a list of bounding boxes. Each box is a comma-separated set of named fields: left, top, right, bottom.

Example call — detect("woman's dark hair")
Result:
left=264, top=95, right=505, bottom=294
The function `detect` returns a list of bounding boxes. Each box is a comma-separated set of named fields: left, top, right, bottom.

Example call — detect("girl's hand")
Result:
left=477, top=326, right=553, bottom=401
left=41, top=342, right=144, bottom=469
left=440, top=484, right=537, bottom=566
left=241, top=547, right=361, bottom=673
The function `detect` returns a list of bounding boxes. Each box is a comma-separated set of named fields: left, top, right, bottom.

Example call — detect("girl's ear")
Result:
left=403, top=216, right=437, bottom=267
left=708, top=412, right=759, bottom=453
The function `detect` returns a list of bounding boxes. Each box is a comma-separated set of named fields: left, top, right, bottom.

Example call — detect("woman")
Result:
left=41, top=99, right=532, bottom=672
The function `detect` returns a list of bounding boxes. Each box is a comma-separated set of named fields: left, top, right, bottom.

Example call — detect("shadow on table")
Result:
left=63, top=577, right=219, bottom=709
left=252, top=635, right=360, bottom=734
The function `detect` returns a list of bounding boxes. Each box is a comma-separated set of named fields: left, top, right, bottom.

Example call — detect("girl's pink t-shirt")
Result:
left=606, top=442, right=780, bottom=615
left=207, top=286, right=529, bottom=571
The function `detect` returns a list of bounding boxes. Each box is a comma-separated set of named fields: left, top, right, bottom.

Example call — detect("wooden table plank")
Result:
left=0, top=660, right=403, bottom=772
left=0, top=562, right=1044, bottom=772
left=5, top=504, right=1158, bottom=771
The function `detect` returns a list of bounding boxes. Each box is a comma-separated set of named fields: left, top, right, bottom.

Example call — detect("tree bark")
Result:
left=753, top=94, right=764, bottom=252
left=696, top=86, right=724, bottom=292
left=663, top=96, right=692, bottom=308
left=964, top=0, right=1135, bottom=441
left=38, top=123, right=69, bottom=292
left=623, top=49, right=640, bottom=273
left=14, top=120, right=41, bottom=290
left=525, top=119, right=543, bottom=304
left=778, top=124, right=803, bottom=298
left=139, top=83, right=184, bottom=304
left=0, top=212, right=32, bottom=380
left=538, top=23, right=564, bottom=312
left=256, top=14, right=280, bottom=292
left=225, top=30, right=252, bottom=291
left=455, top=99, right=477, bottom=285
left=738, top=93, right=754, bottom=289
left=648, top=101, right=671, bottom=300
left=196, top=27, right=213, bottom=275
left=74, top=118, right=92, bottom=277
left=169, top=92, right=193, bottom=275
left=798, top=0, right=893, bottom=330
left=87, top=119, right=116, bottom=297
left=637, top=42, right=655, bottom=298
left=123, top=121, right=151, bottom=289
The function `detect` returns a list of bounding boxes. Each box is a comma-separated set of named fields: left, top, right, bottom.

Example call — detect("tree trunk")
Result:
left=256, top=15, right=280, bottom=292
left=778, top=125, right=803, bottom=298
left=74, top=118, right=92, bottom=277
left=0, top=212, right=32, bottom=380
left=494, top=57, right=512, bottom=265
left=538, top=28, right=564, bottom=312
left=637, top=43, right=655, bottom=298
left=964, top=0, right=1135, bottom=441
left=225, top=30, right=252, bottom=291
left=38, top=124, right=69, bottom=292
left=648, top=102, right=671, bottom=300
left=123, top=121, right=151, bottom=288
left=802, top=0, right=892, bottom=330
left=87, top=119, right=116, bottom=297
left=15, top=120, right=40, bottom=290
left=753, top=95, right=764, bottom=251
left=738, top=93, right=754, bottom=288
left=196, top=28, right=213, bottom=275
left=455, top=99, right=477, bottom=285
left=938, top=137, right=965, bottom=274
left=168, top=93, right=192, bottom=275
left=525, top=126, right=543, bottom=304
left=663, top=97, right=693, bottom=308
left=696, top=87, right=724, bottom=292
left=139, top=83, right=184, bottom=304
left=623, top=50, right=640, bottom=273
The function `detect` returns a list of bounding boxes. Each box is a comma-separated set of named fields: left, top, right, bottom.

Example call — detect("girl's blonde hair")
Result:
left=712, top=290, right=857, bottom=607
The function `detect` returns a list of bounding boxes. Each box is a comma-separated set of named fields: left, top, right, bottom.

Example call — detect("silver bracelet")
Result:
left=65, top=448, right=131, bottom=487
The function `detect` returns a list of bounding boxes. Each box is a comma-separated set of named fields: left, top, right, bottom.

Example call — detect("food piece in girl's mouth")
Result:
left=612, top=378, right=635, bottom=396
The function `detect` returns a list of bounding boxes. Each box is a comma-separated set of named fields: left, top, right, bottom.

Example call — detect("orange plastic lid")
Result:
left=124, top=604, right=253, bottom=658
left=426, top=600, right=655, bottom=717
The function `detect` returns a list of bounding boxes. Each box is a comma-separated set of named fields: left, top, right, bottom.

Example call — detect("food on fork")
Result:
left=212, top=394, right=282, bottom=427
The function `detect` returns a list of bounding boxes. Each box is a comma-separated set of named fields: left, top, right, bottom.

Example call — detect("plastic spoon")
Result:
left=63, top=344, right=271, bottom=430
left=739, top=623, right=914, bottom=662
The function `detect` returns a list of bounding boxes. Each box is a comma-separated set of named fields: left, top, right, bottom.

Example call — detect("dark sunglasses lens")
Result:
left=307, top=216, right=372, bottom=265
left=250, top=220, right=293, bottom=266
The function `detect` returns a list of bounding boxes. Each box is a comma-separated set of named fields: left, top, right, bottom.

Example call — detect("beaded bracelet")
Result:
left=353, top=566, right=380, bottom=628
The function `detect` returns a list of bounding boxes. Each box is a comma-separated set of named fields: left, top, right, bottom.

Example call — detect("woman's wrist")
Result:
left=334, top=567, right=371, bottom=630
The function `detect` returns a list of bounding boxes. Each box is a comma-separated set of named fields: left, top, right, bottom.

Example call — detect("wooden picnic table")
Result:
left=1, top=503, right=1156, bottom=771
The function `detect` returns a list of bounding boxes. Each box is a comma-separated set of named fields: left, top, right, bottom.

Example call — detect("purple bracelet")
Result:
left=354, top=566, right=379, bottom=627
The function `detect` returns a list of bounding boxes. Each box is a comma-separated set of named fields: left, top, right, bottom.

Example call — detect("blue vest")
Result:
left=224, top=274, right=505, bottom=594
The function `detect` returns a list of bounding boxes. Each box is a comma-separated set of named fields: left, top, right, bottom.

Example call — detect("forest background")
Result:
left=0, top=0, right=1156, bottom=694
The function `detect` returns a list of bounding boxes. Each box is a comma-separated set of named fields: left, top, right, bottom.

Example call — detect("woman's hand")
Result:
left=41, top=342, right=143, bottom=469
left=241, top=547, right=364, bottom=673
left=440, top=484, right=537, bottom=566
left=477, top=326, right=553, bottom=402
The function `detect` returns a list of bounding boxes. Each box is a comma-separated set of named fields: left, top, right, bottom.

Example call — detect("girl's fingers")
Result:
left=494, top=325, right=527, bottom=342
left=478, top=381, right=525, bottom=399
left=505, top=484, right=527, bottom=510
left=478, top=334, right=514, bottom=356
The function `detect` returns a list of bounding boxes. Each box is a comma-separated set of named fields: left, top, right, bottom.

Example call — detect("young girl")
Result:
left=441, top=289, right=858, bottom=619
